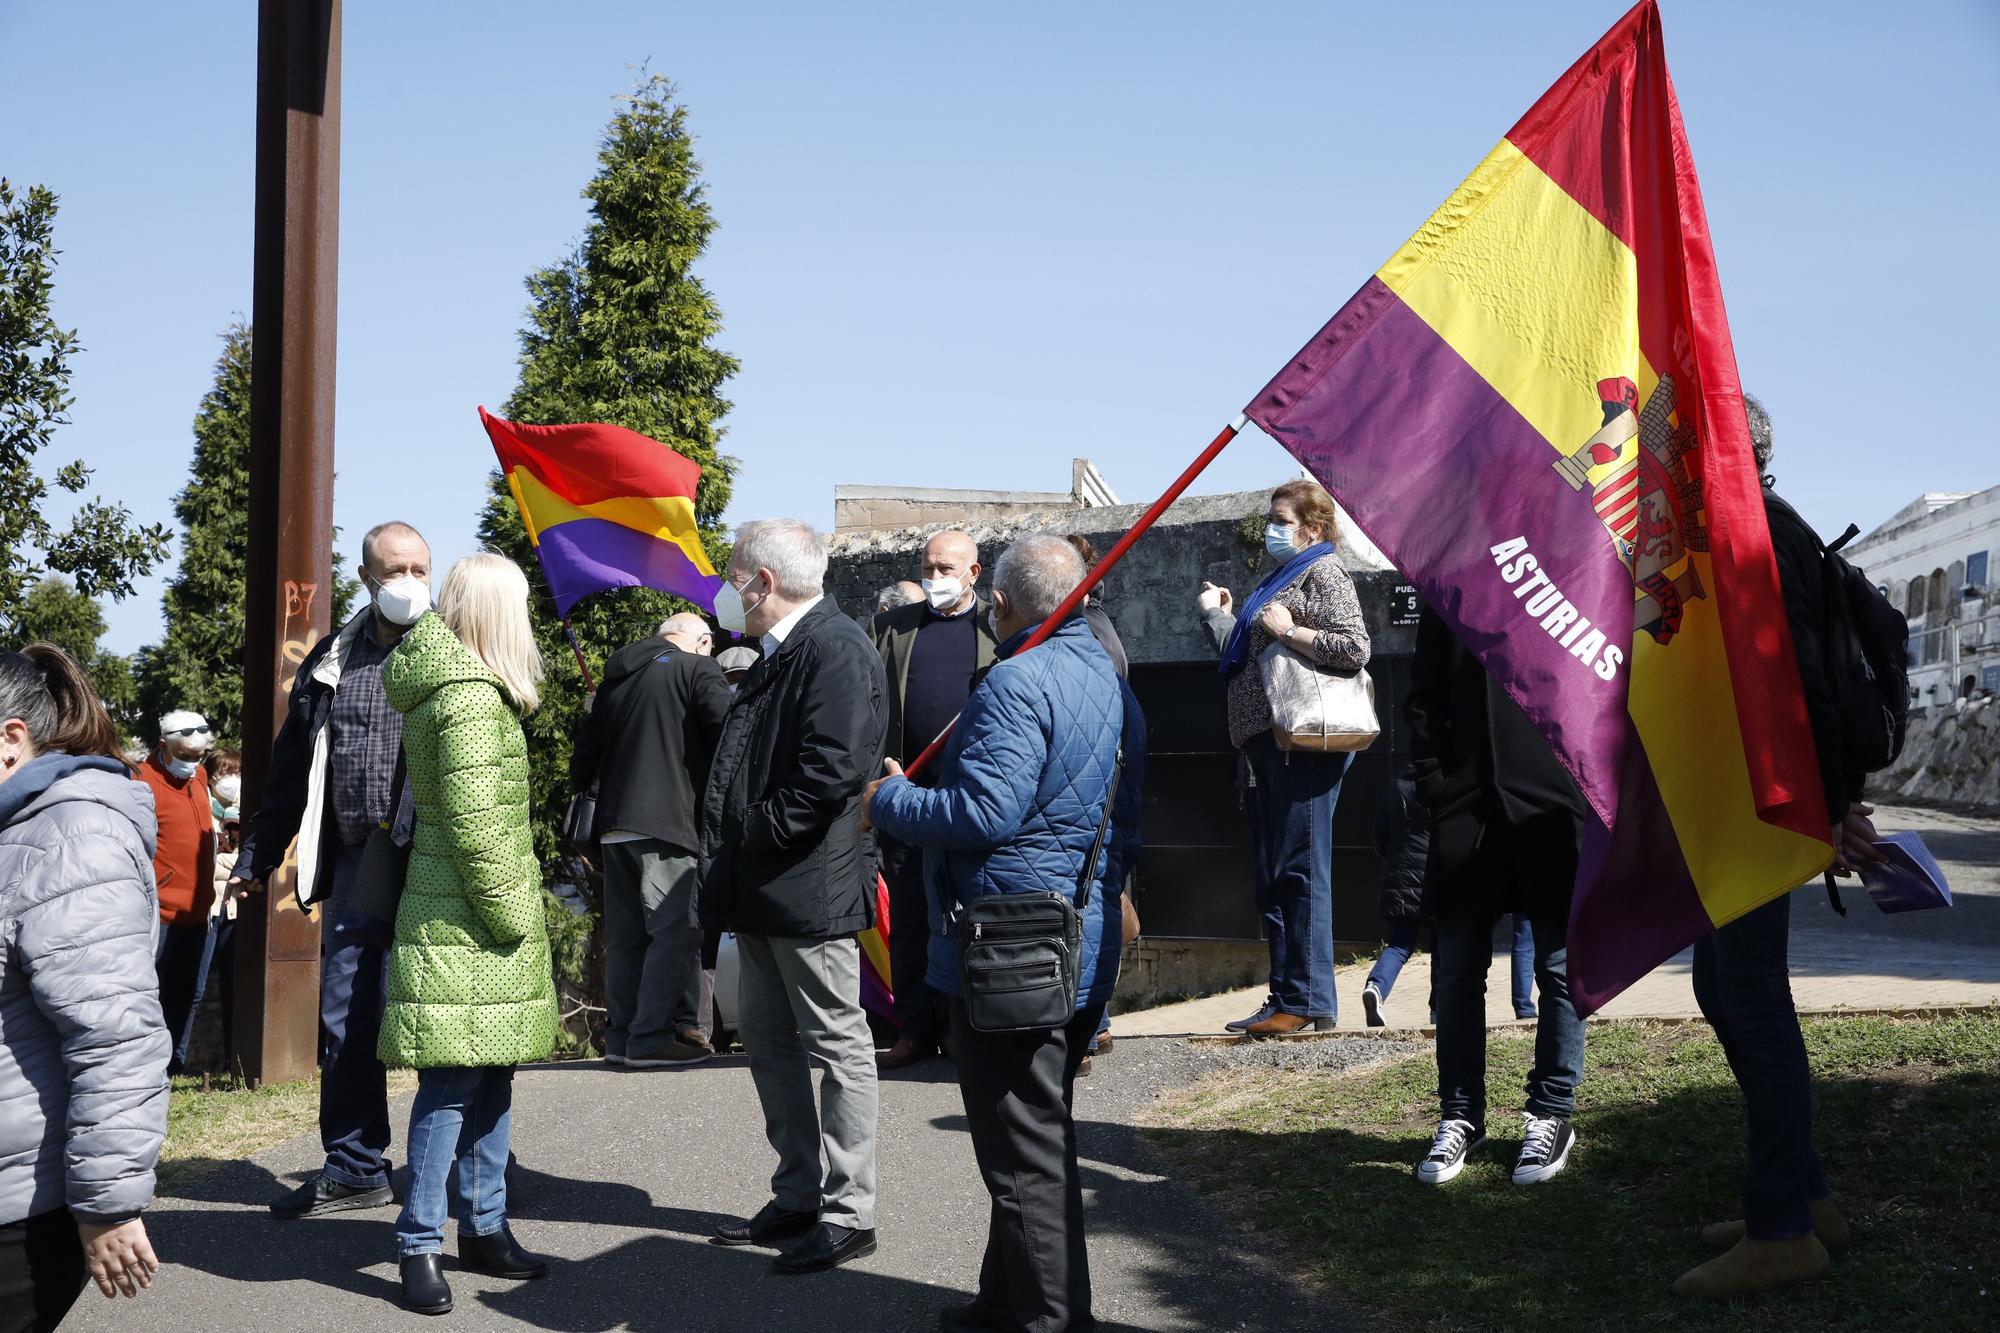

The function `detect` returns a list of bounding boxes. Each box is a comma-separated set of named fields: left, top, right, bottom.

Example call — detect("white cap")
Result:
left=159, top=709, right=210, bottom=738
left=715, top=646, right=760, bottom=674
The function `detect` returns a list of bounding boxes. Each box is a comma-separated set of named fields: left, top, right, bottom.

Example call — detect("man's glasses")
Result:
left=165, top=726, right=212, bottom=738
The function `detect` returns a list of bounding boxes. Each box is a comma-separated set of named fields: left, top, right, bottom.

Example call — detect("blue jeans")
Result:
left=1434, top=913, right=1584, bottom=1126
left=1243, top=735, right=1348, bottom=1020
left=1509, top=914, right=1537, bottom=1019
left=395, top=1066, right=515, bottom=1257
left=319, top=844, right=392, bottom=1190
left=1365, top=923, right=1436, bottom=1021
left=1692, top=893, right=1827, bottom=1240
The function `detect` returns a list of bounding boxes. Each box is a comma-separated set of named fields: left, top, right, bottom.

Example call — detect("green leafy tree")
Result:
left=475, top=76, right=741, bottom=1052
left=133, top=323, right=359, bottom=747
left=8, top=576, right=142, bottom=740
left=0, top=179, right=170, bottom=628
left=478, top=74, right=741, bottom=869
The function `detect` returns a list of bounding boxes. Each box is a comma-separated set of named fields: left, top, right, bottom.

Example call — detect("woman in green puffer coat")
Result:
left=377, top=553, right=557, bottom=1315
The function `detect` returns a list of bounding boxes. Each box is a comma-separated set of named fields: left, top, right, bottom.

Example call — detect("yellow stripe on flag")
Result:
left=509, top=467, right=718, bottom=576
left=1378, top=140, right=1643, bottom=461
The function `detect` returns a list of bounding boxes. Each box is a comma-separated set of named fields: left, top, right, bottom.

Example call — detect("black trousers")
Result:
left=0, top=1208, right=85, bottom=1333
left=951, top=1000, right=1105, bottom=1333
left=154, top=921, right=210, bottom=1076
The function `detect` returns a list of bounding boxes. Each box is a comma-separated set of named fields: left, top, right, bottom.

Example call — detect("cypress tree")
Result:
left=135, top=323, right=359, bottom=745
left=478, top=74, right=741, bottom=864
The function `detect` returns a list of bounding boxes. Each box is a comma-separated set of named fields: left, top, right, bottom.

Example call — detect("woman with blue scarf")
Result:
left=1197, top=481, right=1371, bottom=1035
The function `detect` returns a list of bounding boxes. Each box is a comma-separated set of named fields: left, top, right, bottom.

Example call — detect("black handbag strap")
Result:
left=1074, top=748, right=1124, bottom=913
left=380, top=745, right=410, bottom=844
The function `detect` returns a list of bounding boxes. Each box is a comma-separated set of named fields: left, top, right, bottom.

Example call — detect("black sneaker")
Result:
left=1362, top=984, right=1386, bottom=1028
left=626, top=1035, right=713, bottom=1068
left=271, top=1171, right=395, bottom=1218
left=1415, top=1118, right=1485, bottom=1185
left=1512, top=1113, right=1575, bottom=1184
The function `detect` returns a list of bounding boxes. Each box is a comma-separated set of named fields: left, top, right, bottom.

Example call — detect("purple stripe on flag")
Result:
left=1247, top=278, right=1633, bottom=826
left=535, top=517, right=721, bottom=618
left=1570, top=718, right=1712, bottom=1012
left=859, top=958, right=895, bottom=1020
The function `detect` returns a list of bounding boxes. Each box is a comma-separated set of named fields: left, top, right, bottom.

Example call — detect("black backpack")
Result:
left=1814, top=522, right=1912, bottom=776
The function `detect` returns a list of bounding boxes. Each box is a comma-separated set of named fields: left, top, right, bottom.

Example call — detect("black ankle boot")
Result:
left=459, top=1225, right=549, bottom=1280
left=399, top=1253, right=453, bottom=1315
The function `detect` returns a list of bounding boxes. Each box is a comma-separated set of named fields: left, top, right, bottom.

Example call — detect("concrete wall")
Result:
left=1880, top=693, right=2000, bottom=809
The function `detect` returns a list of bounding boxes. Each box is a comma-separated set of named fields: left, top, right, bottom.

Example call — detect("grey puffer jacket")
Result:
left=0, top=752, right=168, bottom=1226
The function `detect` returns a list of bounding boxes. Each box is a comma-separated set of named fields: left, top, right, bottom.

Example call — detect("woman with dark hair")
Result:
left=0, top=645, right=169, bottom=1333
left=1195, top=480, right=1371, bottom=1035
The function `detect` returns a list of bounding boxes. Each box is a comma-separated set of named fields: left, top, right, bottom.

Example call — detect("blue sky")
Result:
left=5, top=1, right=1996, bottom=654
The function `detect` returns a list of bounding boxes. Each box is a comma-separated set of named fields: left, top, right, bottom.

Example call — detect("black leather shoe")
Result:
left=714, top=1200, right=819, bottom=1247
left=399, top=1253, right=453, bottom=1315
left=773, top=1222, right=877, bottom=1274
left=458, top=1225, right=549, bottom=1280
left=271, top=1172, right=394, bottom=1219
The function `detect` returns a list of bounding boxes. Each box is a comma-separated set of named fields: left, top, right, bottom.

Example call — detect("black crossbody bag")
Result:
left=952, top=749, right=1123, bottom=1035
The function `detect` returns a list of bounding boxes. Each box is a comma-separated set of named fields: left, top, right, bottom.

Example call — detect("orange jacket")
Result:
left=136, top=752, right=216, bottom=926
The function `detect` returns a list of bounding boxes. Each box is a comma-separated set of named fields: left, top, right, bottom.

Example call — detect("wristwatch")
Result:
left=1283, top=626, right=1300, bottom=642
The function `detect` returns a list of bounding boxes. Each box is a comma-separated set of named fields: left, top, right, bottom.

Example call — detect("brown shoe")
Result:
left=1077, top=1055, right=1094, bottom=1077
left=1701, top=1197, right=1850, bottom=1250
left=1243, top=1012, right=1332, bottom=1037
left=676, top=1026, right=716, bottom=1057
left=1095, top=1032, right=1114, bottom=1054
left=876, top=1037, right=939, bottom=1070
left=1673, top=1235, right=1829, bottom=1301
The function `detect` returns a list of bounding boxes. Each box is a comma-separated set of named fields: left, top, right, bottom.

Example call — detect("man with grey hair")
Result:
left=700, top=518, right=888, bottom=1274
left=870, top=529, right=997, bottom=1069
left=234, top=520, right=431, bottom=1217
left=573, top=608, right=731, bottom=1068
left=867, top=532, right=1144, bottom=1332
left=1674, top=394, right=1883, bottom=1300
left=874, top=581, right=924, bottom=615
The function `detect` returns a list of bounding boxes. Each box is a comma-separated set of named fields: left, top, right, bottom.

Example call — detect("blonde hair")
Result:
left=437, top=553, right=544, bottom=714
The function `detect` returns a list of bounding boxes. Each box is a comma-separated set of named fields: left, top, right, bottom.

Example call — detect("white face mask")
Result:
left=921, top=576, right=966, bottom=611
left=370, top=574, right=430, bottom=626
left=216, top=774, right=243, bottom=806
left=164, top=755, right=201, bottom=781
left=714, top=574, right=766, bottom=635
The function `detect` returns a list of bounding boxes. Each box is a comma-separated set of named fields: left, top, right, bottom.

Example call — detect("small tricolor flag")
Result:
left=1245, top=0, right=1834, bottom=1012
left=481, top=409, right=722, bottom=617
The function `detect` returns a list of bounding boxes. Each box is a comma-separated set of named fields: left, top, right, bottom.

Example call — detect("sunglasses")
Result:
left=165, top=726, right=212, bottom=739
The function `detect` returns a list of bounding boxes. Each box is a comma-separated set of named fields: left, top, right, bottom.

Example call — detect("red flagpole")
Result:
left=902, top=415, right=1245, bottom=781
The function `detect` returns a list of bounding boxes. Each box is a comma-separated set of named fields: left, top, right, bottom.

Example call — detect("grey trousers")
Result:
left=736, top=933, right=880, bottom=1229
left=600, top=839, right=704, bottom=1054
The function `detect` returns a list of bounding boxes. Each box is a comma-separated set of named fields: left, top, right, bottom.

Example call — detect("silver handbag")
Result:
left=1258, top=642, right=1380, bottom=752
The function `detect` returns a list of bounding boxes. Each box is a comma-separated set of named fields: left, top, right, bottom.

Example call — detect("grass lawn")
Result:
left=1144, top=1013, right=2000, bottom=1331
left=159, top=1069, right=417, bottom=1196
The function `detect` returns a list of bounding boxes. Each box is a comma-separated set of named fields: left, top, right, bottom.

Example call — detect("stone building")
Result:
left=1843, top=484, right=2000, bottom=706
left=826, top=478, right=1423, bottom=1005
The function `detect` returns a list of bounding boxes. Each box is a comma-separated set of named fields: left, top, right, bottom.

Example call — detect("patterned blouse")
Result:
left=1201, top=554, right=1372, bottom=750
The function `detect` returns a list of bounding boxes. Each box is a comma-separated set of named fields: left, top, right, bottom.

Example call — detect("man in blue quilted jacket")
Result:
left=866, top=534, right=1144, bottom=1333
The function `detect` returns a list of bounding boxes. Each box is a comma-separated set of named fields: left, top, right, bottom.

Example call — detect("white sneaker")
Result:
left=1224, top=994, right=1279, bottom=1033
left=1362, top=985, right=1386, bottom=1028
left=1415, top=1118, right=1485, bottom=1185
left=1512, top=1112, right=1575, bottom=1184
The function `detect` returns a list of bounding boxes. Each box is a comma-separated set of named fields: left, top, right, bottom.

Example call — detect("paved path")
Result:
left=65, top=1042, right=1358, bottom=1333
left=1120, top=803, right=2000, bottom=1037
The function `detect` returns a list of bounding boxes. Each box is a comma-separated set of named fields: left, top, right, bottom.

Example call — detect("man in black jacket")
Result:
left=572, top=612, right=730, bottom=1068
left=870, top=529, right=996, bottom=1069
left=1673, top=395, right=1882, bottom=1301
left=700, top=518, right=888, bottom=1275
left=1405, top=607, right=1590, bottom=1189
left=232, top=521, right=428, bottom=1218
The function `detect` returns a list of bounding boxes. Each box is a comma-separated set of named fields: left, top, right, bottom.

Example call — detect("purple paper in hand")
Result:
left=1859, top=832, right=1954, bottom=914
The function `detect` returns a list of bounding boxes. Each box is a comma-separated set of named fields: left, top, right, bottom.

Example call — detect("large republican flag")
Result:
left=1246, top=0, right=1833, bottom=1011
left=481, top=408, right=722, bottom=617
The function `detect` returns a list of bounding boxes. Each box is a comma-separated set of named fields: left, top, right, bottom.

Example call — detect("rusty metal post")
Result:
left=237, top=0, right=341, bottom=1087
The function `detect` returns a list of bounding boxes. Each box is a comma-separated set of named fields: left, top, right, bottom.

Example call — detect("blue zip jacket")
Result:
left=869, top=615, right=1145, bottom=1013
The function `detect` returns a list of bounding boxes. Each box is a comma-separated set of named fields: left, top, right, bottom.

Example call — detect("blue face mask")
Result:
left=1264, top=522, right=1300, bottom=562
